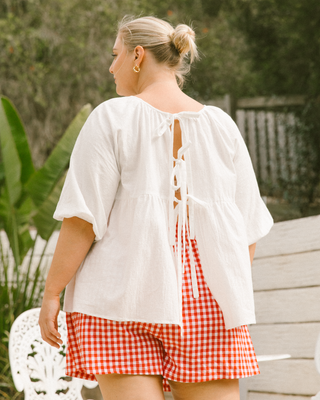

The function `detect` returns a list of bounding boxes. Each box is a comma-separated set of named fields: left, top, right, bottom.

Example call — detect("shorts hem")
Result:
left=66, top=369, right=260, bottom=392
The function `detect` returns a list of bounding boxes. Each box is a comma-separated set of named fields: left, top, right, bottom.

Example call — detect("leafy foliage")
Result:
left=0, top=0, right=253, bottom=165
left=0, top=96, right=91, bottom=397
left=280, top=98, right=320, bottom=214
left=0, top=341, right=23, bottom=399
left=227, top=0, right=320, bottom=96
left=0, top=231, right=46, bottom=400
left=0, top=96, right=91, bottom=264
left=226, top=0, right=320, bottom=213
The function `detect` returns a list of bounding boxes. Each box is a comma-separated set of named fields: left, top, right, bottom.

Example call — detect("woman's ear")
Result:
left=134, top=45, right=145, bottom=64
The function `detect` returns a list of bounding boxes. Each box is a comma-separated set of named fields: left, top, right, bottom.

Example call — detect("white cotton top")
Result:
left=54, top=95, right=274, bottom=330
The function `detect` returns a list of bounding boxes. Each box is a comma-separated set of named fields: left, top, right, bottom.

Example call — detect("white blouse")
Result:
left=54, top=96, right=274, bottom=330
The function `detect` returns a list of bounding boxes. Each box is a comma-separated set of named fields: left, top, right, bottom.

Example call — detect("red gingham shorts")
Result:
left=66, top=221, right=260, bottom=392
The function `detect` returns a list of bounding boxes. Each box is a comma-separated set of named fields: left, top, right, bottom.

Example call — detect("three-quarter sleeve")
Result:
left=53, top=105, right=121, bottom=241
left=231, top=118, right=274, bottom=245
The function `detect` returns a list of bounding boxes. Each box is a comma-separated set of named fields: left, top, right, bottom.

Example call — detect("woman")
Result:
left=39, top=16, right=274, bottom=400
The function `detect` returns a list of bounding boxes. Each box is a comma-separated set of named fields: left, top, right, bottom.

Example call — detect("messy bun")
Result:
left=169, top=24, right=198, bottom=62
left=117, top=16, right=199, bottom=87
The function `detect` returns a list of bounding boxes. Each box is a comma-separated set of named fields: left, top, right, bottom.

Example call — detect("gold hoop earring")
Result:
left=133, top=65, right=140, bottom=73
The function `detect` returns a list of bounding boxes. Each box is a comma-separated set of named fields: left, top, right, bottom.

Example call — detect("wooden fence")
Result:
left=206, top=95, right=307, bottom=195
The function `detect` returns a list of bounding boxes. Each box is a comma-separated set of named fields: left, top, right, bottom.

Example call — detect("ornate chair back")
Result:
left=9, top=308, right=97, bottom=400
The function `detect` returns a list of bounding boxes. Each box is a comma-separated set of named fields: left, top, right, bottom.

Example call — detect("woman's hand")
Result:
left=39, top=292, right=63, bottom=348
left=38, top=217, right=95, bottom=348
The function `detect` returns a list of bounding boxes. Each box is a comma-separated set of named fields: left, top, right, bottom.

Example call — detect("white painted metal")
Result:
left=256, top=354, right=291, bottom=362
left=316, top=333, right=320, bottom=374
left=9, top=308, right=97, bottom=400
left=313, top=333, right=320, bottom=400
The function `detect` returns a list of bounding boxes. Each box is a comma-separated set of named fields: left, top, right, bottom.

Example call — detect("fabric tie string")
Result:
left=156, top=113, right=208, bottom=299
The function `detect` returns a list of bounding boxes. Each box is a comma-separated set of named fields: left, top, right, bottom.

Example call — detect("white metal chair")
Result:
left=311, top=332, right=320, bottom=399
left=238, top=353, right=291, bottom=400
left=9, top=308, right=98, bottom=400
left=256, top=354, right=291, bottom=362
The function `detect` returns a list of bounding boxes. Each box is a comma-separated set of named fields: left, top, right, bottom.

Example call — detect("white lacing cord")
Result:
left=173, top=209, right=199, bottom=299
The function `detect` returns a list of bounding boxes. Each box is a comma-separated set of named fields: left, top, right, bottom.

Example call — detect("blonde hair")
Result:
left=117, top=16, right=199, bottom=87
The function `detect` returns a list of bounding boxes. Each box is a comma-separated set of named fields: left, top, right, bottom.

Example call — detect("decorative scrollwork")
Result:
left=9, top=308, right=97, bottom=400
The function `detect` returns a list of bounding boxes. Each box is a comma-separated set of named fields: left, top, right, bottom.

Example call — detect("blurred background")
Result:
left=1, top=0, right=320, bottom=220
left=1, top=1, right=320, bottom=399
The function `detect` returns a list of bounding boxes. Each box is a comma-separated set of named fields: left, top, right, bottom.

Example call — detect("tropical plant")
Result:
left=0, top=237, right=45, bottom=400
left=0, top=95, right=92, bottom=398
left=0, top=95, right=91, bottom=263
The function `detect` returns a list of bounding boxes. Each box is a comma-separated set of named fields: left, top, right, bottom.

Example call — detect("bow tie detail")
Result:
left=155, top=113, right=208, bottom=299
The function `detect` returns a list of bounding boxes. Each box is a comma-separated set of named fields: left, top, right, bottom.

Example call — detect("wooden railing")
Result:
left=205, top=95, right=306, bottom=195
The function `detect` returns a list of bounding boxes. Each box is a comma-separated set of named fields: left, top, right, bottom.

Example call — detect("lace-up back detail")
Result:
left=53, top=95, right=274, bottom=330
left=173, top=119, right=189, bottom=220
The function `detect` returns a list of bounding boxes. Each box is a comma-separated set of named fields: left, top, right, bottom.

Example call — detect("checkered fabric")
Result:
left=65, top=221, right=260, bottom=392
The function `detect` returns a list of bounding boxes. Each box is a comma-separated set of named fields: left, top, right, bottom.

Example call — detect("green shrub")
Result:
left=0, top=95, right=92, bottom=397
left=280, top=98, right=320, bottom=215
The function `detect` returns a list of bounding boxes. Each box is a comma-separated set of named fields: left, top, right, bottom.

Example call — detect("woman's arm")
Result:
left=249, top=242, right=257, bottom=265
left=38, top=217, right=95, bottom=348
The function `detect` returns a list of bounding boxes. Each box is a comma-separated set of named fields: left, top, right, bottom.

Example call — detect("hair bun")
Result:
left=170, top=24, right=198, bottom=62
left=118, top=16, right=199, bottom=88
